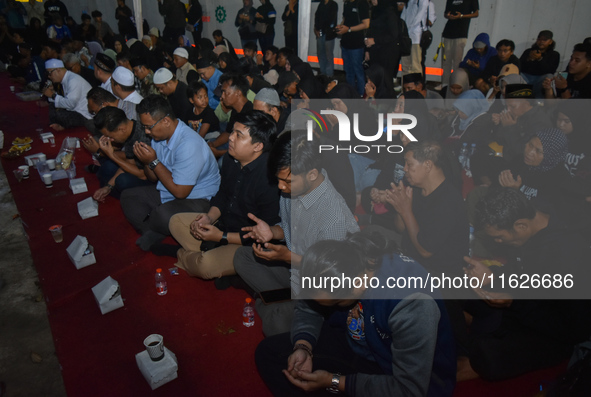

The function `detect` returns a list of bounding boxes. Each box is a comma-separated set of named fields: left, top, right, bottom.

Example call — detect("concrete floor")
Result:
left=0, top=163, right=66, bottom=396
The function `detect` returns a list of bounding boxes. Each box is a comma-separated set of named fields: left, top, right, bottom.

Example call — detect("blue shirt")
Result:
left=151, top=120, right=221, bottom=203
left=203, top=68, right=222, bottom=110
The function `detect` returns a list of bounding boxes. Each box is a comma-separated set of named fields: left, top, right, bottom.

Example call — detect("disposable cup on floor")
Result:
left=49, top=225, right=63, bottom=243
left=42, top=173, right=53, bottom=188
left=46, top=159, right=56, bottom=170
left=18, top=165, right=29, bottom=179
left=13, top=169, right=24, bottom=182
left=38, top=154, right=46, bottom=163
left=49, top=136, right=55, bottom=147
left=143, top=334, right=165, bottom=362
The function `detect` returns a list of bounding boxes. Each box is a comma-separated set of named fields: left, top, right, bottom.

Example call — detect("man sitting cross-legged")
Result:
left=120, top=95, right=221, bottom=251
left=167, top=111, right=280, bottom=279
left=91, top=107, right=154, bottom=201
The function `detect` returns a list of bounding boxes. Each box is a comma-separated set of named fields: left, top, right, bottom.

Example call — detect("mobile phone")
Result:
left=259, top=288, right=292, bottom=304
left=558, top=72, right=568, bottom=79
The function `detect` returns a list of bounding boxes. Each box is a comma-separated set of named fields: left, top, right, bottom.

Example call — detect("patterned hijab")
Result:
left=527, top=128, right=568, bottom=172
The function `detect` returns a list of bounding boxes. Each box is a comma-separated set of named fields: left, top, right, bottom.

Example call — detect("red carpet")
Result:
left=0, top=73, right=565, bottom=396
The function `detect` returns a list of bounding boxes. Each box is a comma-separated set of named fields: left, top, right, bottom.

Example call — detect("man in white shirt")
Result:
left=401, top=0, right=429, bottom=75
left=111, top=66, right=144, bottom=105
left=42, top=59, right=93, bottom=131
left=94, top=53, right=115, bottom=94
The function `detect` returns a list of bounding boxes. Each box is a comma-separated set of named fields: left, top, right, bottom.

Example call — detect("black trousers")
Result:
left=256, top=323, right=383, bottom=396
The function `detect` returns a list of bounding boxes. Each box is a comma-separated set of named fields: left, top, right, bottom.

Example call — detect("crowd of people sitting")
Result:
left=2, top=0, right=591, bottom=395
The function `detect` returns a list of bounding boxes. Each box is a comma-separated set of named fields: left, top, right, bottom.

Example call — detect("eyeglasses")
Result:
left=47, top=69, right=58, bottom=76
left=89, top=102, right=104, bottom=116
left=142, top=114, right=169, bottom=131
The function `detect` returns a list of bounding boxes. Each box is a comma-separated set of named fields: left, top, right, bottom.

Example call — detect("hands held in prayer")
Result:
left=283, top=369, right=334, bottom=392
left=370, top=187, right=388, bottom=204
left=498, top=169, right=522, bottom=189
left=463, top=256, right=513, bottom=308
left=385, top=181, right=413, bottom=214
left=528, top=49, right=542, bottom=62
left=190, top=213, right=222, bottom=241
left=43, top=85, right=55, bottom=99
left=365, top=80, right=376, bottom=98
left=81, top=134, right=100, bottom=154
left=242, top=213, right=273, bottom=242
left=98, top=136, right=115, bottom=158
left=252, top=242, right=290, bottom=262
left=498, top=109, right=517, bottom=126
left=133, top=142, right=156, bottom=165
left=283, top=343, right=317, bottom=390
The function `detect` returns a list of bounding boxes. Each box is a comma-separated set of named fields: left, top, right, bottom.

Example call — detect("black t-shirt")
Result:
left=481, top=54, right=521, bottom=81
left=340, top=0, right=370, bottom=49
left=442, top=0, right=479, bottom=39
left=168, top=81, right=193, bottom=124
left=226, top=100, right=254, bottom=134
left=566, top=72, right=591, bottom=99
left=123, top=120, right=152, bottom=169
left=519, top=48, right=560, bottom=76
left=186, top=106, right=221, bottom=134
left=401, top=178, right=469, bottom=276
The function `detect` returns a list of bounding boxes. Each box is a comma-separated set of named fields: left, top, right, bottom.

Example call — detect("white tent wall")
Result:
left=62, top=0, right=589, bottom=82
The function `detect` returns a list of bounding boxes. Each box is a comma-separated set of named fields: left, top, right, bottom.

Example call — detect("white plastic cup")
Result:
left=38, top=154, right=47, bottom=162
left=46, top=159, right=56, bottom=170
left=49, top=136, right=56, bottom=147
left=18, top=165, right=29, bottom=179
left=10, top=86, right=15, bottom=93
left=42, top=173, right=53, bottom=188
left=143, top=334, right=165, bottom=362
left=49, top=225, right=63, bottom=243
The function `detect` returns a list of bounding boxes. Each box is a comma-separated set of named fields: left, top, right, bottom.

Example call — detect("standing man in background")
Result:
left=438, top=0, right=479, bottom=90
left=158, top=0, right=188, bottom=44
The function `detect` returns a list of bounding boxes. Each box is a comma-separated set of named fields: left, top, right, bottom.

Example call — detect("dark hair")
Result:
left=130, top=57, right=149, bottom=69
left=244, top=41, right=257, bottom=53
left=233, top=111, right=276, bottom=151
left=81, top=13, right=91, bottom=21
left=219, top=73, right=249, bottom=97
left=277, top=47, right=293, bottom=58
left=266, top=45, right=279, bottom=55
left=300, top=232, right=393, bottom=296
left=573, top=43, right=591, bottom=61
left=474, top=187, right=536, bottom=231
left=43, top=41, right=61, bottom=54
left=496, top=39, right=515, bottom=51
left=212, top=29, right=222, bottom=37
left=87, top=87, right=117, bottom=104
left=116, top=52, right=131, bottom=63
left=91, top=10, right=102, bottom=18
left=186, top=80, right=208, bottom=98
left=268, top=130, right=321, bottom=176
left=94, top=106, right=128, bottom=132
left=405, top=140, right=443, bottom=169
left=137, top=95, right=176, bottom=121
left=403, top=72, right=424, bottom=87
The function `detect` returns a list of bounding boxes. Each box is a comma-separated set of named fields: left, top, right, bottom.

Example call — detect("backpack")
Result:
left=398, top=18, right=412, bottom=56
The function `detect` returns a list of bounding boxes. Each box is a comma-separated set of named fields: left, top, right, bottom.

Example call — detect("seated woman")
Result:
left=447, top=89, right=492, bottom=150
left=255, top=232, right=456, bottom=397
left=498, top=128, right=589, bottom=215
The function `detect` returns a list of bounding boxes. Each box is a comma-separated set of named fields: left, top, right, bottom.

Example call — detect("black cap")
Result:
left=505, top=84, right=534, bottom=99
left=194, top=58, right=213, bottom=70
left=538, top=30, right=553, bottom=40
left=94, top=53, right=116, bottom=73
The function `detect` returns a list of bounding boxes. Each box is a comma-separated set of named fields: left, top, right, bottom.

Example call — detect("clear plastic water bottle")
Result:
left=155, top=268, right=167, bottom=296
left=468, top=226, right=475, bottom=257
left=469, top=143, right=477, bottom=157
left=242, top=297, right=255, bottom=327
left=458, top=143, right=469, bottom=170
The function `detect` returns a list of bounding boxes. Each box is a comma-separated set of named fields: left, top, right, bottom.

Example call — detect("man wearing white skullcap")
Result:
left=153, top=67, right=193, bottom=123
left=173, top=47, right=198, bottom=85
left=111, top=66, right=144, bottom=105
left=43, top=59, right=93, bottom=131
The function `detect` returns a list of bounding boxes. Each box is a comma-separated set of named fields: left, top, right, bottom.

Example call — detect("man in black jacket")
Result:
left=158, top=0, right=187, bottom=44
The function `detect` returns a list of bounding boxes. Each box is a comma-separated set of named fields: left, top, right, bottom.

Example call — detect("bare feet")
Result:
left=49, top=123, right=64, bottom=131
left=457, top=356, right=479, bottom=381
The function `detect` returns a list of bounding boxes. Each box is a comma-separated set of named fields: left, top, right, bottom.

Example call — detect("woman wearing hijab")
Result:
left=498, top=128, right=583, bottom=212
left=449, top=89, right=492, bottom=148
left=443, top=68, right=470, bottom=108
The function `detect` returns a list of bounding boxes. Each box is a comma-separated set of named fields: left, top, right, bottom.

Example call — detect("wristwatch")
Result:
left=348, top=27, right=352, bottom=33
left=326, top=373, right=341, bottom=394
left=219, top=232, right=229, bottom=246
left=148, top=158, right=160, bottom=170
